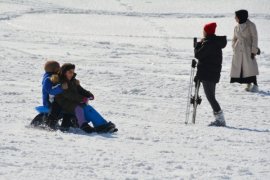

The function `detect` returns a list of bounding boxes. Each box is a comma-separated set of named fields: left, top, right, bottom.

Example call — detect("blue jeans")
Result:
left=83, top=105, right=107, bottom=127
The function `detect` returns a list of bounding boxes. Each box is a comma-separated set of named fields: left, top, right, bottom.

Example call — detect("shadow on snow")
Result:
left=224, top=126, right=270, bottom=133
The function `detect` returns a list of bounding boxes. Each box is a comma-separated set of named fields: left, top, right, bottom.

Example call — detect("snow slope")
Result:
left=0, top=0, right=269, bottom=179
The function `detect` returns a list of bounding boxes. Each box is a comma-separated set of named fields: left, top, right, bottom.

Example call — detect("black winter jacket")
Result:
left=55, top=74, right=94, bottom=113
left=194, top=35, right=227, bottom=83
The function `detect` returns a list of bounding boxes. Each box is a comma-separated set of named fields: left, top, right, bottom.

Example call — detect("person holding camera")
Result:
left=230, top=9, right=260, bottom=92
left=194, top=22, right=227, bottom=126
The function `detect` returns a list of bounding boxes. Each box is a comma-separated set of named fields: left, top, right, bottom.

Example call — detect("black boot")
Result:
left=30, top=113, right=47, bottom=127
left=45, top=115, right=59, bottom=130
left=70, top=116, right=79, bottom=128
left=95, top=122, right=118, bottom=133
left=46, top=101, right=62, bottom=130
left=60, top=114, right=78, bottom=131
left=80, top=122, right=95, bottom=133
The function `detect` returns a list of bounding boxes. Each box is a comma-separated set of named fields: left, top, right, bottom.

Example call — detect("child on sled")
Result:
left=31, top=61, right=94, bottom=133
left=54, top=63, right=118, bottom=133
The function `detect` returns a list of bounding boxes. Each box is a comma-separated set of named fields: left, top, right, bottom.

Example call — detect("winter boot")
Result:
left=245, top=84, right=252, bottom=91
left=80, top=122, right=95, bottom=133
left=250, top=85, right=259, bottom=92
left=30, top=113, right=47, bottom=127
left=209, top=110, right=226, bottom=127
left=45, top=116, right=59, bottom=130
left=60, top=114, right=78, bottom=131
left=95, top=122, right=118, bottom=133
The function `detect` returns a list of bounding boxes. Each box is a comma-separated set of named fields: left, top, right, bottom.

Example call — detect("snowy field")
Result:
left=0, top=0, right=270, bottom=179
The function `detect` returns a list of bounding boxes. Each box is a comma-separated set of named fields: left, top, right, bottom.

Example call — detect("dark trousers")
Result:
left=48, top=101, right=62, bottom=120
left=202, top=81, right=221, bottom=113
left=48, top=101, right=74, bottom=128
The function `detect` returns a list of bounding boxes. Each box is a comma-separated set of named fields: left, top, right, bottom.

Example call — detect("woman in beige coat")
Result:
left=231, top=10, right=260, bottom=92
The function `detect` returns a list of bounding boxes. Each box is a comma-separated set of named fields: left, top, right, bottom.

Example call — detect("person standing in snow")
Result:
left=230, top=10, right=260, bottom=92
left=194, top=22, right=227, bottom=126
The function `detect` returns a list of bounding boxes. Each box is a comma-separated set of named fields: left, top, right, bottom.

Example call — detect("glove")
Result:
left=81, top=97, right=89, bottom=104
left=257, top=48, right=261, bottom=55
left=251, top=53, right=256, bottom=60
left=88, top=92, right=94, bottom=100
left=89, top=95, right=94, bottom=100
left=195, top=41, right=202, bottom=49
left=61, top=83, right=68, bottom=90
left=200, top=38, right=205, bottom=43
left=194, top=76, right=199, bottom=83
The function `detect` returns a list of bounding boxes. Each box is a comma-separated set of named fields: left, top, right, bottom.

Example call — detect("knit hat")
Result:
left=59, top=63, right=76, bottom=80
left=235, top=10, right=248, bottom=24
left=204, top=22, right=217, bottom=35
left=44, top=61, right=60, bottom=73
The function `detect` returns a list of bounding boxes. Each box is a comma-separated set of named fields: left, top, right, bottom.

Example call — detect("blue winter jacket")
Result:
left=42, top=72, right=63, bottom=107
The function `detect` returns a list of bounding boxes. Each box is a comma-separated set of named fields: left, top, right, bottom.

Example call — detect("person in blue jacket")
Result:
left=41, top=60, right=69, bottom=130
left=31, top=61, right=67, bottom=129
left=42, top=61, right=63, bottom=108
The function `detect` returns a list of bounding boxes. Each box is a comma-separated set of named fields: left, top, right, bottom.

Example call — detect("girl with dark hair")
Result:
left=55, top=63, right=117, bottom=133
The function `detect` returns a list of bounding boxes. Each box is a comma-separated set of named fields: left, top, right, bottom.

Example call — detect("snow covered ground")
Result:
left=0, top=0, right=270, bottom=179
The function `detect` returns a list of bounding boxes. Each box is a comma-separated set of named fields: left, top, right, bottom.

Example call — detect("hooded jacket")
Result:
left=194, top=35, right=227, bottom=83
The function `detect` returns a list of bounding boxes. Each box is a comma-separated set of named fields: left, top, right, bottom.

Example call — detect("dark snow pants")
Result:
left=49, top=101, right=75, bottom=128
left=202, top=81, right=221, bottom=113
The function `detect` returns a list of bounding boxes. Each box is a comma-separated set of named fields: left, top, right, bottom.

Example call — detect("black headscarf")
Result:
left=235, top=10, right=248, bottom=24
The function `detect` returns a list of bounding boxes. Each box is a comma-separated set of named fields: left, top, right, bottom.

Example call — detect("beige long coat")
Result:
left=231, top=19, right=259, bottom=78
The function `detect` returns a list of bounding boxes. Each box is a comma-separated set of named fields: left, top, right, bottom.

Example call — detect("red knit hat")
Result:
left=204, top=22, right=217, bottom=35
